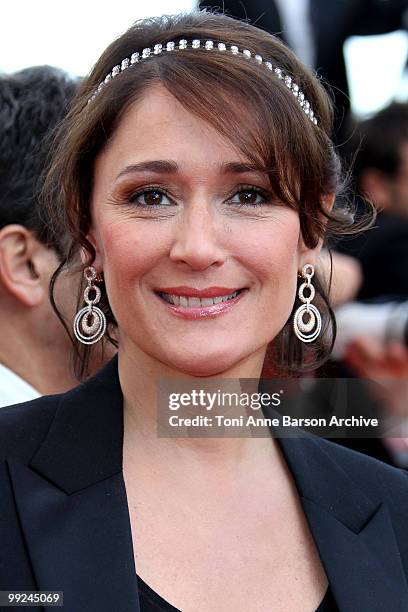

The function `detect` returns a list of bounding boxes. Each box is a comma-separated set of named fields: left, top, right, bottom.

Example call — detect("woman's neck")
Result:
left=119, top=342, right=278, bottom=475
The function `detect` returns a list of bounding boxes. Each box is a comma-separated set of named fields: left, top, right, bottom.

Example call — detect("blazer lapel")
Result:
left=8, top=461, right=138, bottom=612
left=8, top=357, right=139, bottom=612
left=277, top=435, right=408, bottom=611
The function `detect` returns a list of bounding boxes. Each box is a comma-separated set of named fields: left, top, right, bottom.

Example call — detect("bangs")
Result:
left=157, top=52, right=321, bottom=210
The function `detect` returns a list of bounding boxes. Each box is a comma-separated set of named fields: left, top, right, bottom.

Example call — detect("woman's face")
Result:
left=90, top=84, right=319, bottom=375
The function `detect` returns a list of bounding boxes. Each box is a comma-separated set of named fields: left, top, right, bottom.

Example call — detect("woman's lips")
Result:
left=154, top=288, right=248, bottom=319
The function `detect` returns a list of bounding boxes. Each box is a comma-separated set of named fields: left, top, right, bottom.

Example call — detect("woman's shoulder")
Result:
left=312, top=437, right=408, bottom=566
left=311, top=435, right=408, bottom=507
left=0, top=393, right=62, bottom=463
left=0, top=359, right=118, bottom=464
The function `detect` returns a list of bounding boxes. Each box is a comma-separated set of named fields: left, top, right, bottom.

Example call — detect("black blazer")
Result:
left=1, top=356, right=408, bottom=611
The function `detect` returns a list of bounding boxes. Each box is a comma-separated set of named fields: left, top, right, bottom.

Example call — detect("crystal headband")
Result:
left=88, top=38, right=318, bottom=125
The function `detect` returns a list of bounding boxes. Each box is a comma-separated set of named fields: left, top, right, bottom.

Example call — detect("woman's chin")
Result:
left=162, top=348, right=244, bottom=377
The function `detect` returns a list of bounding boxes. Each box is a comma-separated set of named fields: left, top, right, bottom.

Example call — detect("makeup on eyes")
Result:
left=129, top=184, right=272, bottom=207
left=109, top=181, right=276, bottom=210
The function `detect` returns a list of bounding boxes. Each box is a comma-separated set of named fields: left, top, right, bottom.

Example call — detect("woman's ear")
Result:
left=83, top=226, right=104, bottom=272
left=297, top=193, right=336, bottom=267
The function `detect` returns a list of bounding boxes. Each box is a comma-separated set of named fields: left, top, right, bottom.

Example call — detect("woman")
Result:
left=0, top=11, right=407, bottom=612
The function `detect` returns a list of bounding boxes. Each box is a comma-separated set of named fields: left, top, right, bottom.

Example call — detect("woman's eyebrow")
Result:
left=115, top=160, right=266, bottom=181
left=221, top=162, right=267, bottom=175
left=116, top=160, right=178, bottom=180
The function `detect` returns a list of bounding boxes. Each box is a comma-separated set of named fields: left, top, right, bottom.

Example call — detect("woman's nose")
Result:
left=169, top=202, right=226, bottom=271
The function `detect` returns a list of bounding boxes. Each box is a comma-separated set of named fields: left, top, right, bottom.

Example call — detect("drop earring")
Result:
left=293, top=263, right=322, bottom=343
left=73, top=266, right=107, bottom=345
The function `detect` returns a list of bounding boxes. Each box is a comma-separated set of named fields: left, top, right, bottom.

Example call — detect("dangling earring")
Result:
left=73, top=266, right=107, bottom=345
left=293, top=263, right=322, bottom=343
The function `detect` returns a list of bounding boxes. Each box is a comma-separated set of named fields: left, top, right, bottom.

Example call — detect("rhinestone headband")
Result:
left=88, top=38, right=318, bottom=125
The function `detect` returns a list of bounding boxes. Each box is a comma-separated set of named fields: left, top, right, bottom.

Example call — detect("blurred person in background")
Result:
left=339, top=102, right=408, bottom=299
left=200, top=0, right=408, bottom=144
left=0, top=66, right=105, bottom=408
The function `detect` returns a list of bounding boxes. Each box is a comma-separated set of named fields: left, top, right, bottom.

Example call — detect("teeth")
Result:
left=189, top=297, right=201, bottom=308
left=159, top=290, right=241, bottom=307
left=201, top=298, right=214, bottom=307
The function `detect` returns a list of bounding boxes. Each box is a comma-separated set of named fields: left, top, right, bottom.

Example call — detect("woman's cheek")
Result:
left=236, top=223, right=300, bottom=280
left=99, top=219, right=162, bottom=268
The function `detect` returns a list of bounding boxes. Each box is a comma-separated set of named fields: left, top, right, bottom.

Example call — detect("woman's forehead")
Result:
left=96, top=85, right=259, bottom=179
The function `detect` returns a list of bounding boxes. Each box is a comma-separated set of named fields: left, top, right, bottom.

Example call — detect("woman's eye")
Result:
left=123, top=186, right=271, bottom=209
left=228, top=188, right=270, bottom=207
left=128, top=188, right=173, bottom=207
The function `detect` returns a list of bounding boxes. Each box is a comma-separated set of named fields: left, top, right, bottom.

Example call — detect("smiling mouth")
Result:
left=156, top=289, right=246, bottom=308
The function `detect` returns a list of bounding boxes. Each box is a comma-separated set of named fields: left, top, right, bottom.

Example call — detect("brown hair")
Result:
left=44, top=10, right=373, bottom=379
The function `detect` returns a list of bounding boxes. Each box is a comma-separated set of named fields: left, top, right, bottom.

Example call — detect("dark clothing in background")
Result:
left=337, top=211, right=408, bottom=299
left=324, top=210, right=408, bottom=468
left=200, top=0, right=408, bottom=141
left=300, top=359, right=398, bottom=467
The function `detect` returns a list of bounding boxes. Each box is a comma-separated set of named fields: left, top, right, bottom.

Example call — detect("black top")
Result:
left=137, top=575, right=180, bottom=611
left=137, top=575, right=339, bottom=611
